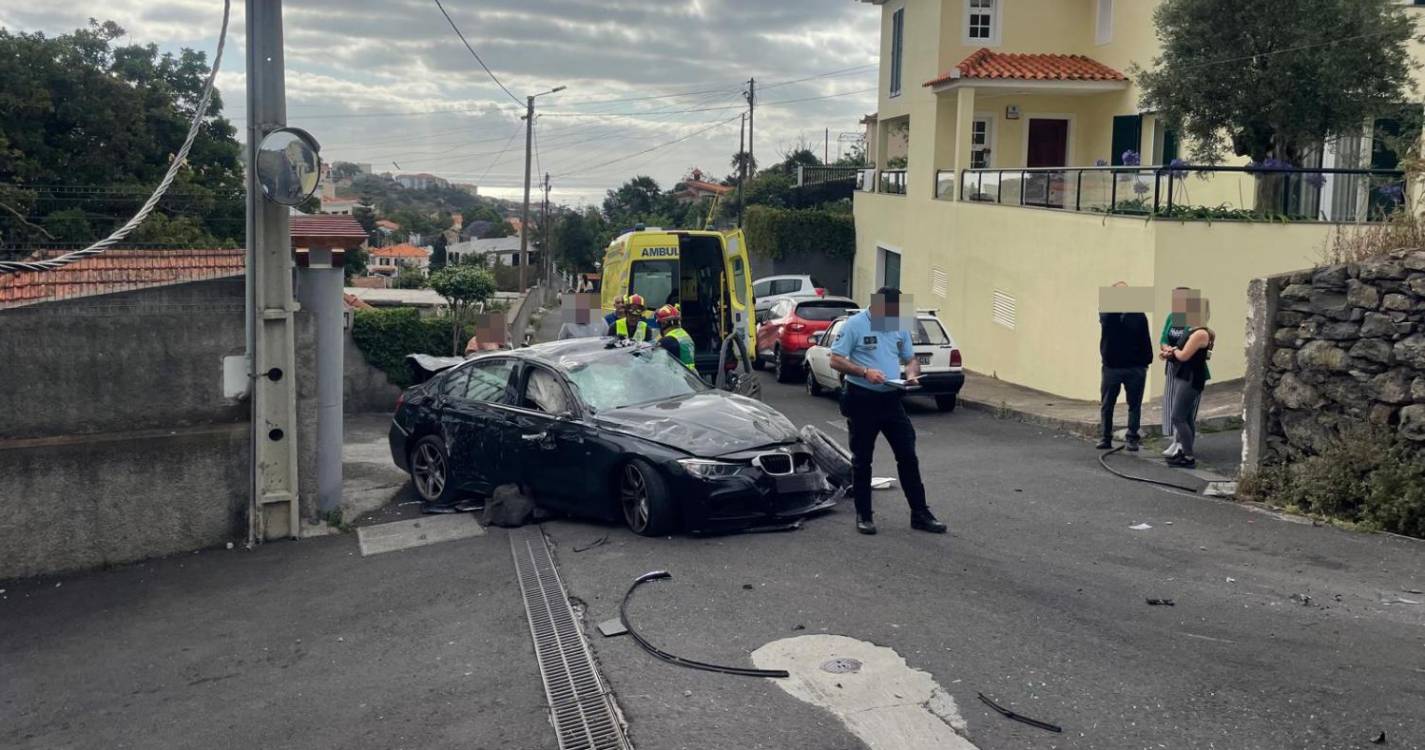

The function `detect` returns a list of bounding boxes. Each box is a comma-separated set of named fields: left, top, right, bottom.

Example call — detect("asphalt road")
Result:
left=546, top=372, right=1425, bottom=750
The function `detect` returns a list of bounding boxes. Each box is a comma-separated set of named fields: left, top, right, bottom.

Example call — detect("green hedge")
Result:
left=744, top=205, right=855, bottom=261
left=351, top=308, right=460, bottom=388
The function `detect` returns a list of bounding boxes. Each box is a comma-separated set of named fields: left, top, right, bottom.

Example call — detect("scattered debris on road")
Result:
left=1146, top=598, right=1176, bottom=606
left=597, top=618, right=628, bottom=638
left=870, top=477, right=896, bottom=490
left=572, top=535, right=609, bottom=553
left=1226, top=577, right=1237, bottom=583
left=1290, top=593, right=1313, bottom=607
left=1130, top=523, right=1153, bottom=530
left=620, top=570, right=789, bottom=678
left=1373, top=730, right=1387, bottom=744
left=978, top=692, right=1062, bottom=733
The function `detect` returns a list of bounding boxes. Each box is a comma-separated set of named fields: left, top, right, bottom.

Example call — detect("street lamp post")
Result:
left=520, top=85, right=565, bottom=295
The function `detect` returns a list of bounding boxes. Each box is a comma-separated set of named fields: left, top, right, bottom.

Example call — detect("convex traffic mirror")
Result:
left=256, top=127, right=322, bottom=206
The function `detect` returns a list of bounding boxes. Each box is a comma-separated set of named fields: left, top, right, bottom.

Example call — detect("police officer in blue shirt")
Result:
left=829, top=287, right=947, bottom=536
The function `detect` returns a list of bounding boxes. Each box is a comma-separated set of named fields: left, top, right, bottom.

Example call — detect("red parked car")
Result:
left=754, top=296, right=859, bottom=383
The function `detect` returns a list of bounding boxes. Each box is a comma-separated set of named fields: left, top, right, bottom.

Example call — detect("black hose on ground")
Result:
left=619, top=571, right=789, bottom=679
left=1097, top=445, right=1199, bottom=493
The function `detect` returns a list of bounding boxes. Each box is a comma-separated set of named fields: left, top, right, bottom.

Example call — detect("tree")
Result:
left=1136, top=0, right=1415, bottom=170
left=730, top=151, right=758, bottom=180
left=549, top=208, right=605, bottom=275
left=344, top=246, right=368, bottom=281
left=429, top=265, right=497, bottom=352
left=773, top=147, right=821, bottom=175
left=331, top=161, right=363, bottom=182
left=834, top=141, right=867, bottom=167
left=429, top=234, right=449, bottom=272
left=41, top=208, right=93, bottom=243
left=478, top=220, right=515, bottom=239
left=0, top=20, right=244, bottom=244
left=393, top=266, right=428, bottom=289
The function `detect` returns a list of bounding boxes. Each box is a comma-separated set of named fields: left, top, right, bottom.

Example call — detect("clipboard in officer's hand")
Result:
left=885, top=378, right=921, bottom=391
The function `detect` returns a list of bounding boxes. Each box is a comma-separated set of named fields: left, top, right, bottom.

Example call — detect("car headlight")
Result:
left=677, top=459, right=744, bottom=480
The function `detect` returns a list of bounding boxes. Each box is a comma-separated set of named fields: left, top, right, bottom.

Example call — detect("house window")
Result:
left=964, top=0, right=1000, bottom=46
left=889, top=8, right=904, bottom=97
left=970, top=116, right=993, bottom=169
left=1096, top=0, right=1114, bottom=45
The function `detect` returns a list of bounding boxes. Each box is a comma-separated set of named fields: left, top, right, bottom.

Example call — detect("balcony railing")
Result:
left=950, top=165, right=1407, bottom=222
left=879, top=169, right=907, bottom=195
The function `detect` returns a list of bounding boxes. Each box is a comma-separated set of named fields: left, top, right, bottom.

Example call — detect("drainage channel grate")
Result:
left=509, top=527, right=631, bottom=750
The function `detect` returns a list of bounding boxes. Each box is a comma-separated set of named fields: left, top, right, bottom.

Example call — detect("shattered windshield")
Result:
left=565, top=347, right=707, bottom=412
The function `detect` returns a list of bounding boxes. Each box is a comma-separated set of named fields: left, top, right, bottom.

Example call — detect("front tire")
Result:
left=806, top=366, right=824, bottom=396
left=936, top=394, right=958, bottom=412
left=409, top=435, right=457, bottom=504
left=619, top=459, right=676, bottom=536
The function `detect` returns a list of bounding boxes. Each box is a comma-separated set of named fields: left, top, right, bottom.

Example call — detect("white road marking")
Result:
left=356, top=514, right=485, bottom=557
left=1180, top=632, right=1236, bottom=644
left=752, top=634, right=979, bottom=750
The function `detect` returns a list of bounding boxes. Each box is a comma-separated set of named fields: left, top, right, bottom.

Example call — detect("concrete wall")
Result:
left=344, top=328, right=401, bottom=414
left=1243, top=251, right=1425, bottom=471
left=852, top=192, right=1338, bottom=400
left=0, top=278, right=318, bottom=580
left=750, top=253, right=854, bottom=298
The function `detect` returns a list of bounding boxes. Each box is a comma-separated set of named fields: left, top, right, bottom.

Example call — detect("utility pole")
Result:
left=736, top=113, right=747, bottom=228
left=541, top=172, right=551, bottom=289
left=244, top=0, right=300, bottom=542
left=746, top=77, right=756, bottom=189
left=825, top=128, right=830, bottom=164
left=519, top=96, right=534, bottom=294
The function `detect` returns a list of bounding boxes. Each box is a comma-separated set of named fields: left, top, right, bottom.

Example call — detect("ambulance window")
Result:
left=630, top=260, right=677, bottom=308
left=730, top=257, right=749, bottom=307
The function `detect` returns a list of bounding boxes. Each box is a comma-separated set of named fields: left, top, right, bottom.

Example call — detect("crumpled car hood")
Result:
left=594, top=391, right=800, bottom=457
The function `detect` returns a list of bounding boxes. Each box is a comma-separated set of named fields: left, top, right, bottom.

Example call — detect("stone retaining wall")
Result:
left=1252, top=250, right=1425, bottom=464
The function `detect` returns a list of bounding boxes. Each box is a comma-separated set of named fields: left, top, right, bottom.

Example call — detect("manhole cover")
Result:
left=820, top=657, right=862, bottom=674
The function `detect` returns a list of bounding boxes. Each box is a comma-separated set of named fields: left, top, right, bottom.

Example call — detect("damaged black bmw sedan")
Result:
left=389, top=338, right=839, bottom=535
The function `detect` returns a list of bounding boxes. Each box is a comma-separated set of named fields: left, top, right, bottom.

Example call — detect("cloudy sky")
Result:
left=2, top=0, right=880, bottom=207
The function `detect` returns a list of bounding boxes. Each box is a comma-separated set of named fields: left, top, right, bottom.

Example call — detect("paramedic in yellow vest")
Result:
left=655, top=304, right=696, bottom=371
left=607, top=294, right=654, bottom=342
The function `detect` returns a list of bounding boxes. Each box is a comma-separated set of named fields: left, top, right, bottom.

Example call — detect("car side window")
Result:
left=461, top=359, right=517, bottom=403
left=521, top=366, right=572, bottom=415
left=770, top=279, right=799, bottom=295
left=438, top=368, right=469, bottom=397
left=753, top=280, right=771, bottom=298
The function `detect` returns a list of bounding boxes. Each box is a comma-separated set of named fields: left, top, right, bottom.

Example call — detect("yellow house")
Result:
left=852, top=0, right=1422, bottom=400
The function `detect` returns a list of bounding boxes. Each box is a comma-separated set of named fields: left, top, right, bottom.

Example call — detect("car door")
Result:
left=807, top=318, right=842, bottom=388
left=497, top=364, right=592, bottom=513
left=757, top=299, right=790, bottom=358
left=440, top=357, right=518, bottom=494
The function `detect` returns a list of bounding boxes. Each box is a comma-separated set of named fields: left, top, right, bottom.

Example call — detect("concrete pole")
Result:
left=245, top=0, right=301, bottom=541
left=519, top=96, right=534, bottom=294
left=295, top=264, right=343, bottom=514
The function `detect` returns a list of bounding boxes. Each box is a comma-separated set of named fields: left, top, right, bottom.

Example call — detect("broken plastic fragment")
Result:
left=1129, top=523, right=1152, bottom=530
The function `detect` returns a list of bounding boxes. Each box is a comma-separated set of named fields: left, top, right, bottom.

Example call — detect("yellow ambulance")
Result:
left=600, top=226, right=756, bottom=380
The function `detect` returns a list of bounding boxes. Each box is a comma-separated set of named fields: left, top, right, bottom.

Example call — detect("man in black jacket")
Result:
left=1099, top=283, right=1154, bottom=451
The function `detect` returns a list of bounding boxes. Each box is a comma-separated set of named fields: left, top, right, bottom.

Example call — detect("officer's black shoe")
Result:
left=910, top=510, right=948, bottom=534
left=1126, top=439, right=1141, bottom=453
left=1095, top=439, right=1113, bottom=450
left=856, top=516, right=877, bottom=535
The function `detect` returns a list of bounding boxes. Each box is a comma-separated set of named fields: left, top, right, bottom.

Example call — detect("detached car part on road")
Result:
left=390, top=338, right=840, bottom=535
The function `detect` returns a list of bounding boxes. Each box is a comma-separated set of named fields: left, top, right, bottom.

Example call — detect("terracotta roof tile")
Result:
left=0, top=249, right=245, bottom=308
left=291, top=214, right=369, bottom=241
left=369, top=243, right=429, bottom=259
left=684, top=180, right=733, bottom=195
left=925, top=49, right=1127, bottom=87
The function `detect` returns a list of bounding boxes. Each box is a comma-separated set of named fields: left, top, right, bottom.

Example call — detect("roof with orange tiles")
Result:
left=684, top=180, right=733, bottom=196
left=291, top=214, right=368, bottom=241
left=0, top=248, right=245, bottom=308
left=369, top=243, right=429, bottom=259
left=343, top=292, right=374, bottom=309
left=925, top=48, right=1127, bottom=87
left=376, top=219, right=401, bottom=230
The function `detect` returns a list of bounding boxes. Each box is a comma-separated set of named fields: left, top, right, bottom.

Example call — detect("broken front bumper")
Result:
left=665, top=447, right=841, bottom=532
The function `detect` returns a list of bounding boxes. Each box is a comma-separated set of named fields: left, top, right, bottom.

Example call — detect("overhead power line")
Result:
left=431, top=0, right=524, bottom=107
left=758, top=64, right=877, bottom=91
left=540, top=87, right=876, bottom=119
left=554, top=114, right=743, bottom=180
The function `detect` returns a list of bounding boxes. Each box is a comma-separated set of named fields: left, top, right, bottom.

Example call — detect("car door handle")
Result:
left=521, top=432, right=548, bottom=442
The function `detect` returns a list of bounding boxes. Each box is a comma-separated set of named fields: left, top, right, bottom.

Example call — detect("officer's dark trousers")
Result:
left=841, top=383, right=928, bottom=519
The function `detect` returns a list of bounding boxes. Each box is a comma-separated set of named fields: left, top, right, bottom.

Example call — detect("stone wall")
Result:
left=1250, top=250, right=1425, bottom=465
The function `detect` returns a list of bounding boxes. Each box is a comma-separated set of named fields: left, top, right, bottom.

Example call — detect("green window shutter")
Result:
left=1111, top=115, right=1142, bottom=165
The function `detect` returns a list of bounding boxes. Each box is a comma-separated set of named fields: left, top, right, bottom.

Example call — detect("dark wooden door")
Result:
left=1027, top=119, right=1070, bottom=168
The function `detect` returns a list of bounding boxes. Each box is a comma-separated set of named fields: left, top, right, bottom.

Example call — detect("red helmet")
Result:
left=626, top=294, right=646, bottom=310
left=655, top=304, right=679, bottom=323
